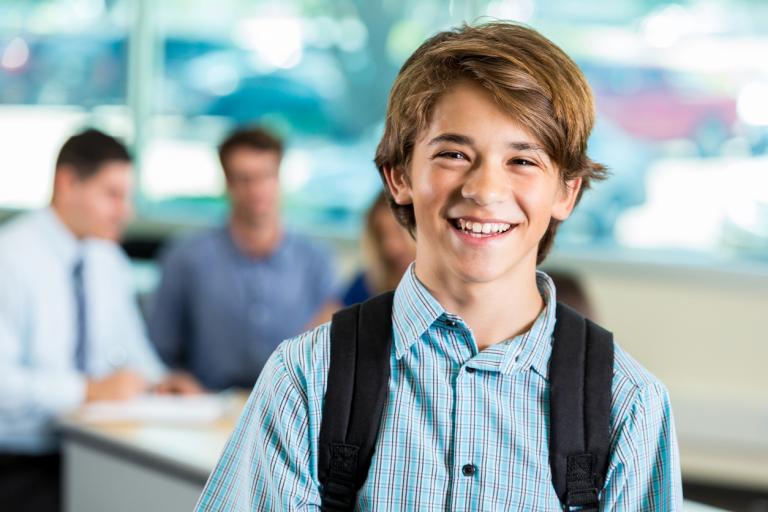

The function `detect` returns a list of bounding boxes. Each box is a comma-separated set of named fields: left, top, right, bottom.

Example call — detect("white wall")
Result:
left=547, top=253, right=768, bottom=490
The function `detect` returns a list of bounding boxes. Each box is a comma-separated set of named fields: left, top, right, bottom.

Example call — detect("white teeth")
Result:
left=455, top=219, right=512, bottom=235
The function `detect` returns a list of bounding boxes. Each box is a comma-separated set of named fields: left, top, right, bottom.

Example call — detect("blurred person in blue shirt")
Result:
left=149, top=127, right=339, bottom=391
left=342, top=190, right=415, bottom=306
left=0, top=128, right=198, bottom=512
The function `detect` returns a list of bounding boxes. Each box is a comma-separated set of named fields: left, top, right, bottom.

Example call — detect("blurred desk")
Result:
left=59, top=394, right=245, bottom=512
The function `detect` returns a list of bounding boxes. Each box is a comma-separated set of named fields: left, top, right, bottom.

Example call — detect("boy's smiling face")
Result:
left=384, top=81, right=582, bottom=285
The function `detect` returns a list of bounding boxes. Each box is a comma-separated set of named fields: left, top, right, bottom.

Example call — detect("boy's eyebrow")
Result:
left=427, top=133, right=473, bottom=146
left=509, top=142, right=545, bottom=152
left=427, top=133, right=545, bottom=152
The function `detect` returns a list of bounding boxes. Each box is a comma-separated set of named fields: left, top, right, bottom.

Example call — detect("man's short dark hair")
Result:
left=55, top=128, right=132, bottom=180
left=218, top=126, right=284, bottom=176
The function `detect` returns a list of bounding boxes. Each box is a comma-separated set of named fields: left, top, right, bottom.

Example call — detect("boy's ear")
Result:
left=551, top=177, right=582, bottom=221
left=382, top=164, right=413, bottom=205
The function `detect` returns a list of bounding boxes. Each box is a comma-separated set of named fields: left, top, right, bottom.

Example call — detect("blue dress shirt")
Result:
left=149, top=226, right=337, bottom=390
left=0, top=209, right=165, bottom=454
left=197, top=265, right=682, bottom=511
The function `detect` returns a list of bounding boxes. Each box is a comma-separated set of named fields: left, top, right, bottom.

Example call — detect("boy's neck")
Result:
left=414, top=259, right=545, bottom=351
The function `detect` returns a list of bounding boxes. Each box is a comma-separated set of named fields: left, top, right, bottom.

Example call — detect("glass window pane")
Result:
left=141, top=0, right=462, bottom=236
left=3, top=0, right=768, bottom=260
left=523, top=0, right=768, bottom=259
left=0, top=0, right=130, bottom=209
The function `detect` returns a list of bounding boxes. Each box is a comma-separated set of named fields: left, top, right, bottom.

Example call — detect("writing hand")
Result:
left=85, top=369, right=148, bottom=402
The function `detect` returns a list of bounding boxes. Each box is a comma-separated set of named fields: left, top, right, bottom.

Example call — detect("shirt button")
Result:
left=462, top=464, right=476, bottom=477
left=465, top=367, right=475, bottom=374
left=446, top=319, right=457, bottom=327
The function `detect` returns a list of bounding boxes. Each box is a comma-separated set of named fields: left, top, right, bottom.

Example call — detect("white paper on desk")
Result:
left=80, top=394, right=225, bottom=424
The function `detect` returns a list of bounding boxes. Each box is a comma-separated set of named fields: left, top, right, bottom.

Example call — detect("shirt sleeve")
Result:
left=600, top=382, right=683, bottom=511
left=109, top=248, right=166, bottom=382
left=0, top=260, right=86, bottom=423
left=196, top=341, right=321, bottom=511
left=147, top=243, right=190, bottom=369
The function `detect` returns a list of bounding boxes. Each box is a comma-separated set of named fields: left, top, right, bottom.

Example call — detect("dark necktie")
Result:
left=73, top=256, right=88, bottom=372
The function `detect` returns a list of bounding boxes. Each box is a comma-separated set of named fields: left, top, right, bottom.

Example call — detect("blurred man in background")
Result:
left=0, top=128, right=197, bottom=512
left=149, top=126, right=339, bottom=391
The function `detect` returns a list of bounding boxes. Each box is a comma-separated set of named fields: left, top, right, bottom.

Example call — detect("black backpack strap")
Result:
left=318, top=291, right=395, bottom=511
left=549, top=302, right=614, bottom=511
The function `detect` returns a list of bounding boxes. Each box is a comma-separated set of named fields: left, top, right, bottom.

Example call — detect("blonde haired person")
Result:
left=342, top=191, right=416, bottom=306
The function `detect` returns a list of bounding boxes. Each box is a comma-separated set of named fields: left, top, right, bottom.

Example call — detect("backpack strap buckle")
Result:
left=322, top=479, right=358, bottom=511
left=321, top=443, right=360, bottom=511
left=565, top=453, right=600, bottom=510
left=566, top=489, right=599, bottom=511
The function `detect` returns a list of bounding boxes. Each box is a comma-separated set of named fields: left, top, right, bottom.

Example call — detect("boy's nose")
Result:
left=461, top=162, right=508, bottom=206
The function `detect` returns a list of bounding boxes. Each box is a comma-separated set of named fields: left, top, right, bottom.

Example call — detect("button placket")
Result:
left=451, top=333, right=479, bottom=507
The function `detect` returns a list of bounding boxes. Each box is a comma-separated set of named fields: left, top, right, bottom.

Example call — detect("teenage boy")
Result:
left=197, top=22, right=682, bottom=511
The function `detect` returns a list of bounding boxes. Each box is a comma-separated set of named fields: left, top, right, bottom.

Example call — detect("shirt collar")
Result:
left=39, top=207, right=85, bottom=267
left=391, top=265, right=557, bottom=379
left=392, top=264, right=445, bottom=359
left=498, top=271, right=557, bottom=378
left=223, top=223, right=287, bottom=262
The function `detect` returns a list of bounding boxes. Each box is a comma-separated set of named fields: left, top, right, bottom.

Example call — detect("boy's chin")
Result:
left=446, top=245, right=540, bottom=283
left=450, top=259, right=525, bottom=285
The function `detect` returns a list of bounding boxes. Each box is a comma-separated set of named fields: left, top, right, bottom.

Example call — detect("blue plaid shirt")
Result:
left=197, top=267, right=682, bottom=511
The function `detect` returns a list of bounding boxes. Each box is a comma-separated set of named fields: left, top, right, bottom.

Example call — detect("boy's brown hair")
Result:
left=374, top=22, right=607, bottom=264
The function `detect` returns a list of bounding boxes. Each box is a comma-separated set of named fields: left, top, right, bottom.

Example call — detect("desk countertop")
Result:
left=58, top=395, right=244, bottom=486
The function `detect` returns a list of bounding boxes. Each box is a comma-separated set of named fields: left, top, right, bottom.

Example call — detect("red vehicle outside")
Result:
left=581, top=62, right=738, bottom=155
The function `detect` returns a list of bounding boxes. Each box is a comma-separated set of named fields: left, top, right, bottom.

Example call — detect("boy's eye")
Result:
left=511, top=158, right=536, bottom=167
left=436, top=151, right=468, bottom=160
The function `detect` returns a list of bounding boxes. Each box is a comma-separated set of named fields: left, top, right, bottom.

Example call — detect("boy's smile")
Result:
left=385, top=80, right=582, bottom=287
left=450, top=217, right=515, bottom=242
